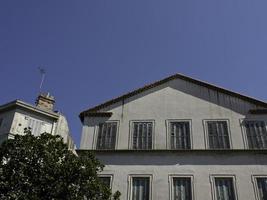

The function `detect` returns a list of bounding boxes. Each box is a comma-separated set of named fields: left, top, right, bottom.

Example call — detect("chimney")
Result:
left=35, top=92, right=55, bottom=111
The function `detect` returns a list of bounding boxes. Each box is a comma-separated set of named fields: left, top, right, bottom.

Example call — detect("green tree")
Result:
left=0, top=128, right=120, bottom=200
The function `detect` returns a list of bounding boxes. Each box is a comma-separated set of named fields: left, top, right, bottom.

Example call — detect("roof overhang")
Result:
left=79, top=112, right=113, bottom=123
left=249, top=109, right=267, bottom=114
left=80, top=73, right=267, bottom=121
left=0, top=100, right=59, bottom=119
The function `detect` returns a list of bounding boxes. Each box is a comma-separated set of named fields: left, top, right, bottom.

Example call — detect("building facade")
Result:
left=79, top=74, right=267, bottom=200
left=0, top=93, right=75, bottom=150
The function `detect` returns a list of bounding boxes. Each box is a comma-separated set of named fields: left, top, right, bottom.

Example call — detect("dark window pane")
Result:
left=99, top=177, right=111, bottom=188
left=256, top=178, right=267, bottom=200
left=215, top=178, right=235, bottom=200
left=170, top=122, right=191, bottom=149
left=132, top=177, right=150, bottom=200
left=173, top=177, right=192, bottom=200
left=132, top=122, right=153, bottom=150
left=245, top=121, right=267, bottom=149
left=207, top=121, right=230, bottom=149
left=97, top=122, right=117, bottom=149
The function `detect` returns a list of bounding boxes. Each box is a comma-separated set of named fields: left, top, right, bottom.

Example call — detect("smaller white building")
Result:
left=0, top=93, right=75, bottom=150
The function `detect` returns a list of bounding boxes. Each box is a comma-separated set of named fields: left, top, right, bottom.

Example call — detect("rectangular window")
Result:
left=256, top=177, right=267, bottom=200
left=131, top=177, right=150, bottom=200
left=27, top=118, right=44, bottom=136
left=96, top=122, right=117, bottom=150
left=99, top=176, right=111, bottom=188
left=244, top=121, right=267, bottom=149
left=214, top=177, right=236, bottom=200
left=132, top=122, right=153, bottom=150
left=170, top=121, right=191, bottom=149
left=207, top=121, right=230, bottom=149
left=0, top=118, right=3, bottom=127
left=172, top=177, right=192, bottom=200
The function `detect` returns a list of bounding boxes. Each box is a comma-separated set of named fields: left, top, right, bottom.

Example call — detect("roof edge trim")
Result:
left=0, top=100, right=59, bottom=119
left=79, top=112, right=113, bottom=122
left=80, top=73, right=267, bottom=120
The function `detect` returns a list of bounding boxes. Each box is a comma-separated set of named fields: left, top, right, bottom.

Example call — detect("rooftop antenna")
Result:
left=38, top=67, right=46, bottom=93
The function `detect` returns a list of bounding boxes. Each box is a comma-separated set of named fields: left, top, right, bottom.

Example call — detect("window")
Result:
left=169, top=121, right=191, bottom=149
left=0, top=118, right=3, bottom=127
left=131, top=177, right=151, bottom=200
left=244, top=121, right=267, bottom=149
left=27, top=118, right=44, bottom=136
left=214, top=177, right=236, bottom=200
left=96, top=122, right=117, bottom=150
left=171, top=177, right=192, bottom=200
left=132, top=121, right=153, bottom=150
left=99, top=176, right=112, bottom=188
left=99, top=175, right=113, bottom=199
left=206, top=121, right=230, bottom=149
left=255, top=177, right=267, bottom=200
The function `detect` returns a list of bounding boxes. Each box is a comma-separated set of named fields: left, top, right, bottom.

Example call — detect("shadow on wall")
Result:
left=94, top=151, right=267, bottom=166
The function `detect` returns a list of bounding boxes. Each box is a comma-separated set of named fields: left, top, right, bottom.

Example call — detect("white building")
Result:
left=0, top=93, right=75, bottom=150
left=79, top=73, right=267, bottom=200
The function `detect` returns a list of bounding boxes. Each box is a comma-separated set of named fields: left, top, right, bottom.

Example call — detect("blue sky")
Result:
left=1, top=0, right=267, bottom=147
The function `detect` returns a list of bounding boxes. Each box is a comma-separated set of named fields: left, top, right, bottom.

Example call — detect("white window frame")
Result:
left=203, top=119, right=232, bottom=149
left=166, top=119, right=193, bottom=150
left=93, top=120, right=120, bottom=150
left=240, top=119, right=267, bottom=149
left=252, top=175, right=267, bottom=200
left=129, top=120, right=155, bottom=150
left=98, top=174, right=114, bottom=190
left=128, top=174, right=153, bottom=200
left=168, top=174, right=194, bottom=200
left=210, top=175, right=238, bottom=200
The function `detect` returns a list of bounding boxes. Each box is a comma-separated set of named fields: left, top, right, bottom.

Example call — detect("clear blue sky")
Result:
left=1, top=0, right=267, bottom=147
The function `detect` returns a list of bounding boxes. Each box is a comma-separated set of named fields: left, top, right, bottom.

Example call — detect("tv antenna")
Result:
left=38, top=67, right=46, bottom=93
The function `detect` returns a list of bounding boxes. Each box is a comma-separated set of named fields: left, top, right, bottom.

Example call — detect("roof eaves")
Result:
left=0, top=100, right=59, bottom=119
left=80, top=73, right=267, bottom=119
left=249, top=109, right=267, bottom=114
left=79, top=112, right=113, bottom=123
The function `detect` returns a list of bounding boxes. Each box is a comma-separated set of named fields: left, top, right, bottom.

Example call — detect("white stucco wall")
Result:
left=80, top=78, right=267, bottom=199
left=55, top=114, right=76, bottom=150
left=10, top=109, right=55, bottom=136
left=0, top=110, right=15, bottom=143
left=95, top=152, right=267, bottom=200
left=80, top=78, right=266, bottom=150
left=0, top=110, right=14, bottom=133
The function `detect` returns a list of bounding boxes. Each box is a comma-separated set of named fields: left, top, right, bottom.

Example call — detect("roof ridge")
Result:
left=79, top=73, right=267, bottom=122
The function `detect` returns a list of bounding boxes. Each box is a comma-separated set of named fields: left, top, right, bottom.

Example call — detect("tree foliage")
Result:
left=0, top=128, right=120, bottom=200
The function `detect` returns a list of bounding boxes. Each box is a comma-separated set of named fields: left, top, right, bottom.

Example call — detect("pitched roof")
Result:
left=79, top=73, right=267, bottom=122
